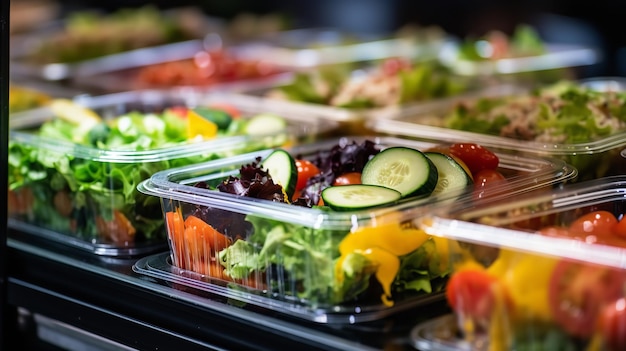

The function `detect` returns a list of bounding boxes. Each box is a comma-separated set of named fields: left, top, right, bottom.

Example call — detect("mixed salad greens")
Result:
left=457, top=24, right=545, bottom=61
left=162, top=139, right=510, bottom=309
left=33, top=6, right=204, bottom=63
left=267, top=58, right=470, bottom=109
left=8, top=99, right=290, bottom=251
left=443, top=80, right=626, bottom=180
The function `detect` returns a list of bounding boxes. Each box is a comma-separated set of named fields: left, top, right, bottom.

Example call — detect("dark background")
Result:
left=56, top=0, right=626, bottom=76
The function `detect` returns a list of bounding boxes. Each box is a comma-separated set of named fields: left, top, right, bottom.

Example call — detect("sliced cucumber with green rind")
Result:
left=261, top=149, right=297, bottom=199
left=425, top=152, right=474, bottom=198
left=245, top=113, right=287, bottom=136
left=361, top=146, right=438, bottom=198
left=321, top=184, right=402, bottom=211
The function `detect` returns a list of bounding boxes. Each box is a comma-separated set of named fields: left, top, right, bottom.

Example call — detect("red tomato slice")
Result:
left=598, top=297, right=626, bottom=351
left=295, top=159, right=321, bottom=191
left=445, top=269, right=503, bottom=323
left=333, top=172, right=362, bottom=186
left=449, top=143, right=499, bottom=175
left=549, top=260, right=626, bottom=338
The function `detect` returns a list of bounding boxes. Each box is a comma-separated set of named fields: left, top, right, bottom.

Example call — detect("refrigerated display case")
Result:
left=2, top=5, right=455, bottom=350
left=5, top=3, right=624, bottom=351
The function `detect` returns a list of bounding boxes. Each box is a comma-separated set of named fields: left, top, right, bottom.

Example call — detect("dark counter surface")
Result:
left=7, top=229, right=450, bottom=351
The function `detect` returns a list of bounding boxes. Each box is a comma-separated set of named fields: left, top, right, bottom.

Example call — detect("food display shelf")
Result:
left=6, top=228, right=450, bottom=350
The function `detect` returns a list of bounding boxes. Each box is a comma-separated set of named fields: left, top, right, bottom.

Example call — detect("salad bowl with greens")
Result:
left=369, top=79, right=626, bottom=182
left=8, top=90, right=334, bottom=256
left=437, top=24, right=601, bottom=85
left=134, top=136, right=575, bottom=323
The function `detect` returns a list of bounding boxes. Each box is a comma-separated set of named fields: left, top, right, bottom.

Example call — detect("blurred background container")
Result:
left=39, top=0, right=625, bottom=77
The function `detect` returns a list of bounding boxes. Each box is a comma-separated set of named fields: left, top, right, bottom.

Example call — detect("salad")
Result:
left=265, top=58, right=470, bottom=109
left=156, top=138, right=514, bottom=309
left=443, top=80, right=626, bottom=180
left=445, top=208, right=626, bottom=351
left=31, top=6, right=206, bottom=64
left=456, top=24, right=545, bottom=61
left=133, top=49, right=284, bottom=88
left=439, top=24, right=589, bottom=83
left=8, top=98, right=292, bottom=253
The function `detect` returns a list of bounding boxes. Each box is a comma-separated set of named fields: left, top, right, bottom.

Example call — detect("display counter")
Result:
left=7, top=228, right=450, bottom=351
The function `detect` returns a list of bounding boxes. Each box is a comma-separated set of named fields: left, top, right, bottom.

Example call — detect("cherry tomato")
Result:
left=568, top=210, right=618, bottom=243
left=449, top=143, right=499, bottom=176
left=548, top=260, right=626, bottom=338
left=598, top=298, right=626, bottom=351
left=445, top=269, right=503, bottom=323
left=473, top=169, right=507, bottom=200
left=295, top=159, right=321, bottom=191
left=333, top=172, right=362, bottom=186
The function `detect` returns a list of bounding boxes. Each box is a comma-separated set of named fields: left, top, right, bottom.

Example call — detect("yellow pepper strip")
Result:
left=487, top=249, right=557, bottom=322
left=361, top=247, right=399, bottom=306
left=335, top=222, right=430, bottom=306
left=187, top=109, right=218, bottom=140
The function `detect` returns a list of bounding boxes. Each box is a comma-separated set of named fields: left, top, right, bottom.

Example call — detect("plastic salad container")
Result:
left=134, top=135, right=575, bottom=323
left=7, top=89, right=335, bottom=256
left=237, top=57, right=487, bottom=135
left=228, top=26, right=450, bottom=69
left=9, top=6, right=221, bottom=81
left=412, top=175, right=626, bottom=351
left=437, top=24, right=601, bottom=85
left=68, top=33, right=293, bottom=94
left=368, top=78, right=626, bottom=181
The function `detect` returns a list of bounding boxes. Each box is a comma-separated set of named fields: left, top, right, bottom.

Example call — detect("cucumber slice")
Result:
left=361, top=147, right=438, bottom=198
left=245, top=113, right=287, bottom=136
left=261, top=149, right=297, bottom=199
left=425, top=152, right=474, bottom=198
left=321, top=184, right=402, bottom=211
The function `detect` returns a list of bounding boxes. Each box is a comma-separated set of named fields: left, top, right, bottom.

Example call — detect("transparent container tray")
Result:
left=413, top=175, right=626, bottom=351
left=8, top=89, right=336, bottom=256
left=368, top=78, right=626, bottom=181
left=133, top=251, right=446, bottom=324
left=229, top=27, right=451, bottom=69
left=233, top=60, right=502, bottom=135
left=437, top=39, right=601, bottom=85
left=411, top=314, right=470, bottom=351
left=68, top=34, right=294, bottom=94
left=134, top=136, right=576, bottom=323
left=9, top=7, right=222, bottom=81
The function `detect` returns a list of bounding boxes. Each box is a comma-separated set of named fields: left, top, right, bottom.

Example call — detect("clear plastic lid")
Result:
left=438, top=40, right=600, bottom=76
left=420, top=175, right=626, bottom=269
left=139, top=136, right=576, bottom=229
left=229, top=27, right=451, bottom=69
left=9, top=89, right=337, bottom=164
